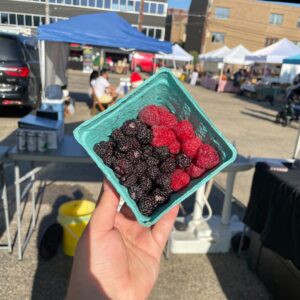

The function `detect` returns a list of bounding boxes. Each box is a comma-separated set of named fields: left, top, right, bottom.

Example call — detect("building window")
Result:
left=9, top=13, right=16, bottom=25
left=150, top=3, right=156, bottom=14
left=97, top=0, right=103, bottom=7
left=25, top=15, right=32, bottom=26
left=65, top=0, right=72, bottom=4
left=155, top=28, right=162, bottom=39
left=33, top=16, right=40, bottom=26
left=265, top=37, right=279, bottom=46
left=144, top=2, right=149, bottom=13
left=215, top=7, right=230, bottom=19
left=1, top=13, right=9, bottom=24
left=112, top=0, right=119, bottom=9
left=158, top=3, right=164, bottom=15
left=211, top=32, right=225, bottom=43
left=120, top=0, right=126, bottom=11
left=104, top=0, right=111, bottom=8
left=269, top=13, right=283, bottom=25
left=135, top=1, right=140, bottom=12
left=127, top=0, right=134, bottom=11
left=89, top=0, right=96, bottom=7
left=17, top=14, right=24, bottom=26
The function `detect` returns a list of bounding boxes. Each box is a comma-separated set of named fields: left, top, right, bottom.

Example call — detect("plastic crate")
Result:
left=74, top=68, right=237, bottom=226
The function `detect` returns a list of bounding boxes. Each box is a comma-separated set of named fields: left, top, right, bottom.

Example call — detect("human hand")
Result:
left=67, top=180, right=179, bottom=300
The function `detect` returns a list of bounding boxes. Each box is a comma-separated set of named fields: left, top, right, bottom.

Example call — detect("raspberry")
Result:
left=117, top=138, right=140, bottom=152
left=152, top=189, right=167, bottom=205
left=135, top=161, right=148, bottom=176
left=182, top=136, right=202, bottom=158
left=129, top=186, right=145, bottom=202
left=93, top=141, right=113, bottom=158
left=138, top=105, right=160, bottom=126
left=196, top=144, right=220, bottom=169
left=139, top=176, right=153, bottom=192
left=113, top=159, right=133, bottom=176
left=146, top=156, right=159, bottom=166
left=138, top=196, right=158, bottom=216
left=156, top=174, right=171, bottom=190
left=121, top=119, right=138, bottom=137
left=142, top=145, right=154, bottom=159
left=160, top=157, right=176, bottom=174
left=154, top=146, right=170, bottom=161
left=111, top=128, right=125, bottom=141
left=173, top=120, right=195, bottom=142
left=107, top=140, right=116, bottom=149
left=157, top=106, right=178, bottom=127
left=186, top=164, right=206, bottom=179
left=126, top=149, right=142, bottom=162
left=151, top=126, right=176, bottom=147
left=120, top=174, right=138, bottom=187
left=147, top=165, right=160, bottom=180
left=171, top=169, right=190, bottom=192
left=169, top=140, right=181, bottom=154
left=136, top=125, right=152, bottom=145
left=176, top=153, right=192, bottom=169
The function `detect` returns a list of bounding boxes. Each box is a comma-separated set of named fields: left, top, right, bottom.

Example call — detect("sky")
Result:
left=168, top=0, right=191, bottom=10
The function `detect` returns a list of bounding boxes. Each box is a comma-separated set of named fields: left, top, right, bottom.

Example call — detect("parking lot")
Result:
left=0, top=70, right=297, bottom=299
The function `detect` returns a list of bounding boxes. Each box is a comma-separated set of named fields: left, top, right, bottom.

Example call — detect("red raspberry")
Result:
left=186, top=164, right=206, bottom=179
left=151, top=126, right=176, bottom=147
left=196, top=144, right=220, bottom=169
left=171, top=169, right=190, bottom=192
left=157, top=106, right=178, bottom=128
left=173, top=120, right=195, bottom=143
left=182, top=136, right=202, bottom=158
left=138, top=105, right=160, bottom=126
left=169, top=140, right=181, bottom=154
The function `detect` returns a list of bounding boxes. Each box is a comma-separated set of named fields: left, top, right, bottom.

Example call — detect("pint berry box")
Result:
left=74, top=68, right=237, bottom=226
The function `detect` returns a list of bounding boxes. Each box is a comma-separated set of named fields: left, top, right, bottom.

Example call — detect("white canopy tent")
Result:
left=199, top=46, right=231, bottom=62
left=245, top=38, right=300, bottom=64
left=155, top=44, right=193, bottom=62
left=223, top=45, right=252, bottom=65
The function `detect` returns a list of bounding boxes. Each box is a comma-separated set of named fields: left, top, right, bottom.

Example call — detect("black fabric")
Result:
left=244, top=162, right=300, bottom=269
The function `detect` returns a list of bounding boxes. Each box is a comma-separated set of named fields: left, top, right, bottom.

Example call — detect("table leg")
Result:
left=31, top=162, right=36, bottom=230
left=221, top=171, right=237, bottom=225
left=0, top=162, right=12, bottom=253
left=14, top=162, right=22, bottom=260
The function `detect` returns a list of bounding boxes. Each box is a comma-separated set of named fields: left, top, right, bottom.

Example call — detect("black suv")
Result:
left=0, top=33, right=41, bottom=108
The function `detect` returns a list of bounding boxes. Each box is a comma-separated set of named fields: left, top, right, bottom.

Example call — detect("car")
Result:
left=131, top=52, right=157, bottom=73
left=0, top=33, right=41, bottom=109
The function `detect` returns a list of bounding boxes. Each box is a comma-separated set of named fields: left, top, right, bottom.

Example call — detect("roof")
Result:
left=245, top=38, right=300, bottom=64
left=155, top=44, right=193, bottom=61
left=223, top=45, right=252, bottom=65
left=38, top=12, right=172, bottom=53
left=199, top=46, right=231, bottom=62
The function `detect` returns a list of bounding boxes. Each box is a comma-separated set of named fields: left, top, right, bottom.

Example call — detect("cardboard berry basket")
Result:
left=74, top=68, right=237, bottom=226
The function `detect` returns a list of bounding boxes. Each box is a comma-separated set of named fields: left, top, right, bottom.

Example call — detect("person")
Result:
left=233, top=69, right=242, bottom=87
left=89, top=70, right=99, bottom=88
left=130, top=71, right=143, bottom=89
left=190, top=68, right=199, bottom=86
left=93, top=69, right=116, bottom=111
left=67, top=180, right=179, bottom=300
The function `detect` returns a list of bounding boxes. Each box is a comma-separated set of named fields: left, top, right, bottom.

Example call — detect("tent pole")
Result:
left=100, top=48, right=104, bottom=70
left=38, top=40, right=46, bottom=101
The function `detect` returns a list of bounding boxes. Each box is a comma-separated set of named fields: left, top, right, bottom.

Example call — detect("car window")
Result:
left=25, top=44, right=39, bottom=61
left=0, top=36, right=24, bottom=61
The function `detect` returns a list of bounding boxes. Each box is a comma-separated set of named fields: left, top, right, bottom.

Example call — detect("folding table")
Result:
left=8, top=136, right=92, bottom=260
left=0, top=146, right=12, bottom=253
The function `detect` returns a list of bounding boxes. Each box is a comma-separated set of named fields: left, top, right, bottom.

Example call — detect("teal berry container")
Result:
left=74, top=68, right=237, bottom=227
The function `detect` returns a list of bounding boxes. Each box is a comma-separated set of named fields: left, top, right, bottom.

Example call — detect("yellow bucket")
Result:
left=57, top=200, right=95, bottom=256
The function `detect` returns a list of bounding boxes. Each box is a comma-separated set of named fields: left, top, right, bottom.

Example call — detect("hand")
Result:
left=67, top=180, right=179, bottom=300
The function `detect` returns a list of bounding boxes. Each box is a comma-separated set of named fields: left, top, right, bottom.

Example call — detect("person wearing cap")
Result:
left=130, top=72, right=143, bottom=89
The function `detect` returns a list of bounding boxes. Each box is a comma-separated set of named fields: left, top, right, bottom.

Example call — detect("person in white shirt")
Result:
left=93, top=69, right=116, bottom=111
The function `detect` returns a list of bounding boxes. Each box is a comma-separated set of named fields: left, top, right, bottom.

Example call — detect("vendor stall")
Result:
left=280, top=54, right=300, bottom=84
left=38, top=12, right=172, bottom=96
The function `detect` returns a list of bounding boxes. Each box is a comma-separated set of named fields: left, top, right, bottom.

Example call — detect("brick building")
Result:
left=165, top=8, right=188, bottom=44
left=0, top=0, right=168, bottom=40
left=186, top=0, right=300, bottom=54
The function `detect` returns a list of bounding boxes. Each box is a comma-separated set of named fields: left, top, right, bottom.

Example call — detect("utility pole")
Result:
left=45, top=0, right=50, bottom=24
left=138, top=0, right=145, bottom=31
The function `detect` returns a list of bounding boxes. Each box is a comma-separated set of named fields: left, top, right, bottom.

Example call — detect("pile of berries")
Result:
left=94, top=105, right=220, bottom=217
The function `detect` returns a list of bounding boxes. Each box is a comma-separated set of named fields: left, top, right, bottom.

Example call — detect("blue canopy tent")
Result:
left=37, top=12, right=172, bottom=95
left=282, top=54, right=300, bottom=65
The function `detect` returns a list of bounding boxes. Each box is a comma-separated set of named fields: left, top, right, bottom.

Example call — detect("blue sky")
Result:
left=168, top=0, right=191, bottom=10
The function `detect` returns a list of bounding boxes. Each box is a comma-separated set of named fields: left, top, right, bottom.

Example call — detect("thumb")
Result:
left=89, top=180, right=120, bottom=234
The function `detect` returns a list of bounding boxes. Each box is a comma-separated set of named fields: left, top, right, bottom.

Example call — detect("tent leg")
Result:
left=38, top=40, right=46, bottom=101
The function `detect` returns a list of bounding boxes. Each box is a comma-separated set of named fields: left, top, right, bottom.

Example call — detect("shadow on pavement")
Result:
left=0, top=106, right=32, bottom=118
left=31, top=186, right=95, bottom=300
